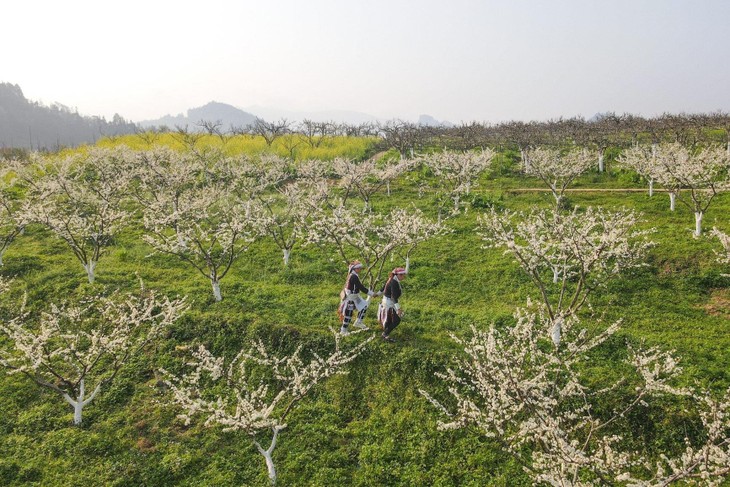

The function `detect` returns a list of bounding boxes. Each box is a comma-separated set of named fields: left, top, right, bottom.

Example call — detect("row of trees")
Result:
left=140, top=111, right=730, bottom=161
left=1, top=147, right=467, bottom=299
left=0, top=141, right=727, bottom=297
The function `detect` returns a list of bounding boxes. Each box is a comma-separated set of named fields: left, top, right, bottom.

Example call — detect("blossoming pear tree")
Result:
left=0, top=285, right=187, bottom=425
left=161, top=331, right=373, bottom=485
left=521, top=147, right=594, bottom=207
left=420, top=306, right=730, bottom=486
left=419, top=149, right=496, bottom=212
left=478, top=206, right=654, bottom=346
left=23, top=148, right=135, bottom=283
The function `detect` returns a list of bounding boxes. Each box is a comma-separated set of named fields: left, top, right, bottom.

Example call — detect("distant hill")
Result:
left=139, top=101, right=258, bottom=131
left=0, top=82, right=138, bottom=150
left=418, top=114, right=454, bottom=127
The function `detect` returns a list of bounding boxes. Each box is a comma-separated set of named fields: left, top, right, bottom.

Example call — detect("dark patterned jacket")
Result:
left=382, top=276, right=402, bottom=308
left=345, top=272, right=370, bottom=295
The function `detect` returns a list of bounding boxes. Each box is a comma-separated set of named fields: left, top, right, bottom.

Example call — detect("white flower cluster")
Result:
left=521, top=147, right=595, bottom=205
left=0, top=287, right=187, bottom=425
left=478, top=206, right=654, bottom=328
left=304, top=203, right=446, bottom=288
left=160, top=331, right=373, bottom=483
left=421, top=306, right=730, bottom=485
left=419, top=149, right=496, bottom=211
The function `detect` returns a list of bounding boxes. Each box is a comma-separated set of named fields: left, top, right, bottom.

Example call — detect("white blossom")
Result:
left=161, top=331, right=373, bottom=484
left=419, top=149, right=496, bottom=212
left=421, top=307, right=730, bottom=486
left=521, top=147, right=595, bottom=206
left=0, top=286, right=187, bottom=425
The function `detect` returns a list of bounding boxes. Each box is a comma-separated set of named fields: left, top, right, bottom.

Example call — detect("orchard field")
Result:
left=0, top=131, right=728, bottom=486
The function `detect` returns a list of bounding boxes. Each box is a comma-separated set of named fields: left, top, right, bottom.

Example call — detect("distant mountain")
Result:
left=0, top=82, right=137, bottom=150
left=243, top=105, right=381, bottom=125
left=139, top=101, right=258, bottom=131
left=418, top=114, right=454, bottom=127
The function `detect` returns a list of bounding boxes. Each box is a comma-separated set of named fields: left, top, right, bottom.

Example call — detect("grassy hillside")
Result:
left=0, top=144, right=728, bottom=486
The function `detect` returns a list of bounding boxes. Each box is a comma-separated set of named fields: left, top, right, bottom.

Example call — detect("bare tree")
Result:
left=249, top=118, right=291, bottom=147
left=197, top=119, right=229, bottom=146
left=161, top=332, right=373, bottom=485
left=0, top=285, right=187, bottom=425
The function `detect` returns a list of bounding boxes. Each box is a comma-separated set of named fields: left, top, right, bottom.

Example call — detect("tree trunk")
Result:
left=254, top=426, right=283, bottom=485
left=598, top=153, right=604, bottom=173
left=694, top=212, right=703, bottom=237
left=0, top=249, right=4, bottom=266
left=211, top=279, right=222, bottom=302
left=386, top=181, right=391, bottom=196
left=262, top=449, right=277, bottom=485
left=552, top=268, right=560, bottom=284
left=669, top=192, right=676, bottom=211
left=283, top=249, right=290, bottom=267
left=648, top=179, right=654, bottom=197
left=550, top=317, right=563, bottom=347
left=61, top=378, right=101, bottom=426
left=83, top=260, right=97, bottom=284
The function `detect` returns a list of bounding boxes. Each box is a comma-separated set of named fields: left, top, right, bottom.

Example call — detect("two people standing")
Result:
left=339, top=260, right=407, bottom=343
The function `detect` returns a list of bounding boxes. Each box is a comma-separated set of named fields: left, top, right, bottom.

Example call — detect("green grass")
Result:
left=0, top=150, right=729, bottom=486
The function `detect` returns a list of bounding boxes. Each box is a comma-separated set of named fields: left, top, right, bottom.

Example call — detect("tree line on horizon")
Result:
left=3, top=81, right=730, bottom=160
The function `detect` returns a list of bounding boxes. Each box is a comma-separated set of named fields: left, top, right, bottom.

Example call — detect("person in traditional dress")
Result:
left=339, top=260, right=379, bottom=336
left=378, top=267, right=407, bottom=342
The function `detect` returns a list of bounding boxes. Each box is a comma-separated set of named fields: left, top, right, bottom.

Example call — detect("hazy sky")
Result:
left=4, top=0, right=730, bottom=123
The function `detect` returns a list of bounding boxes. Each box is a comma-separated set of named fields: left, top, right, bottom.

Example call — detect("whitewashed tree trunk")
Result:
left=521, top=149, right=529, bottom=171
left=552, top=267, right=560, bottom=284
left=550, top=317, right=563, bottom=347
left=405, top=256, right=410, bottom=274
left=598, top=153, right=604, bottom=173
left=0, top=250, right=4, bottom=266
left=283, top=249, right=291, bottom=267
left=254, top=425, right=284, bottom=485
left=61, top=378, right=101, bottom=426
left=453, top=194, right=460, bottom=212
left=386, top=181, right=391, bottom=196
left=648, top=179, right=654, bottom=197
left=83, top=260, right=97, bottom=284
left=211, top=279, right=222, bottom=302
left=669, top=192, right=677, bottom=211
left=694, top=212, right=703, bottom=237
